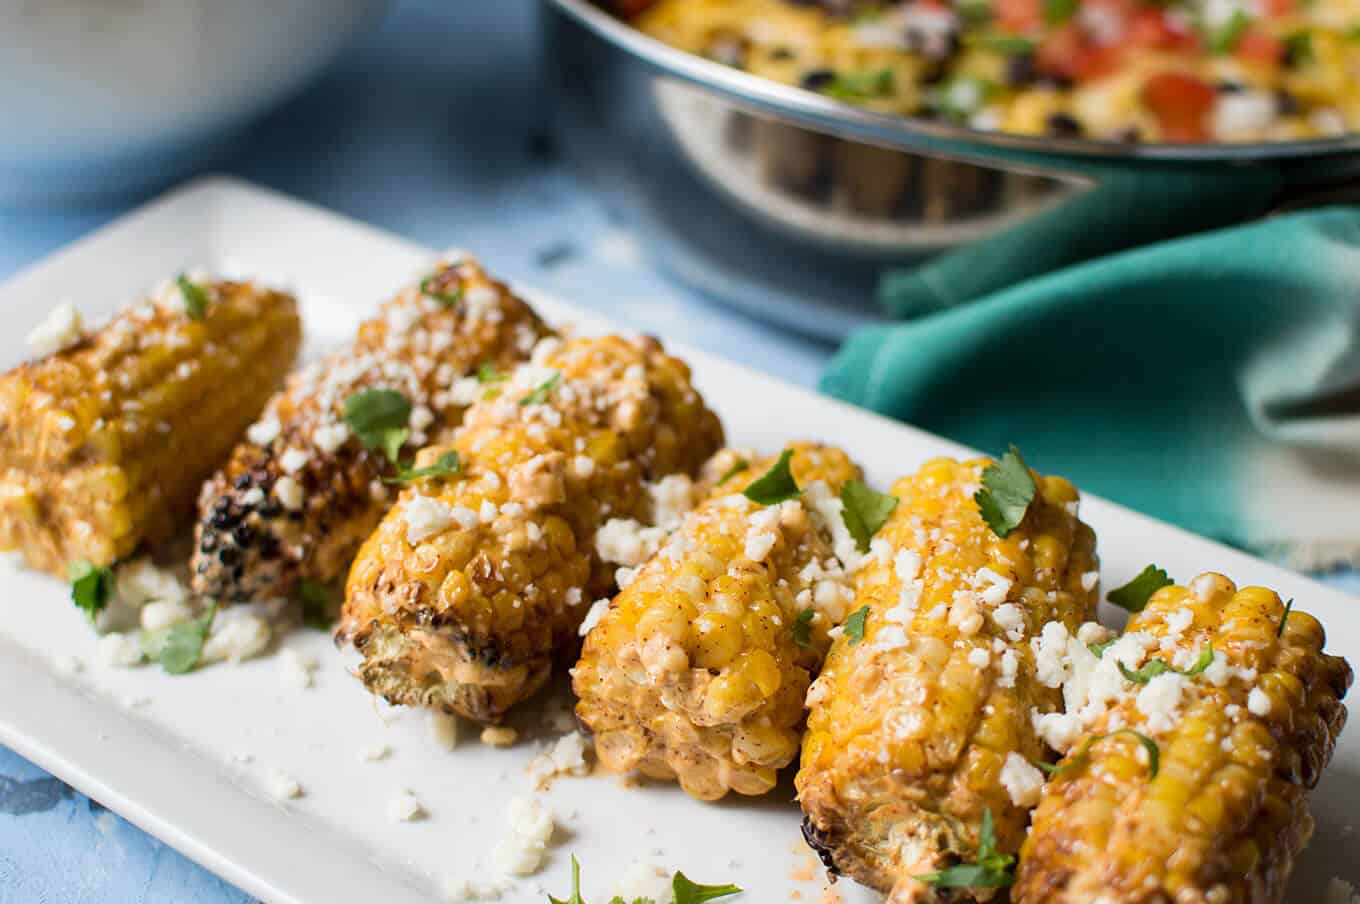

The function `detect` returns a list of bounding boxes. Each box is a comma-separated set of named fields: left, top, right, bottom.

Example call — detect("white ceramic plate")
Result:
left=0, top=177, right=1353, bottom=904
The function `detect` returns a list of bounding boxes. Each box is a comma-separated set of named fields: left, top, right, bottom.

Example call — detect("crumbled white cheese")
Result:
left=266, top=770, right=303, bottom=800
left=449, top=376, right=482, bottom=406
left=974, top=567, right=1012, bottom=606
left=1247, top=686, right=1272, bottom=717
left=274, top=475, right=304, bottom=511
left=279, top=448, right=310, bottom=474
left=991, top=603, right=1026, bottom=641
left=611, top=862, right=675, bottom=904
left=239, top=487, right=265, bottom=506
left=1213, top=91, right=1278, bottom=141
left=312, top=423, right=349, bottom=454
left=744, top=529, right=777, bottom=563
left=595, top=518, right=664, bottom=567
left=247, top=419, right=281, bottom=446
left=279, top=648, right=318, bottom=689
left=405, top=496, right=456, bottom=544
left=410, top=405, right=435, bottom=431
left=648, top=474, right=694, bottom=530
left=387, top=789, right=426, bottom=822
left=1080, top=571, right=1099, bottom=592
left=967, top=646, right=991, bottom=669
left=579, top=598, right=610, bottom=637
left=803, top=481, right=861, bottom=570
left=1000, top=752, right=1045, bottom=808
left=442, top=875, right=509, bottom=902
left=450, top=506, right=480, bottom=530
left=96, top=632, right=145, bottom=668
left=431, top=712, right=459, bottom=750
left=528, top=732, right=591, bottom=786
left=997, top=648, right=1020, bottom=688
left=361, top=743, right=391, bottom=762
left=27, top=302, right=85, bottom=357
left=492, top=796, right=555, bottom=876
left=1136, top=673, right=1189, bottom=734
left=481, top=726, right=518, bottom=748
left=202, top=609, right=271, bottom=664
left=140, top=599, right=194, bottom=632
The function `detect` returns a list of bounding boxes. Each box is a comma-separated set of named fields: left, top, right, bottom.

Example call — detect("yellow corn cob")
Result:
left=0, top=278, right=300, bottom=577
left=340, top=334, right=724, bottom=723
left=796, top=456, right=1098, bottom=903
left=1015, top=574, right=1352, bottom=904
left=574, top=442, right=863, bottom=800
left=190, top=254, right=552, bottom=602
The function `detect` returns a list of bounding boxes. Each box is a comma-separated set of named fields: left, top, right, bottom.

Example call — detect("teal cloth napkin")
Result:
left=822, top=206, right=1360, bottom=569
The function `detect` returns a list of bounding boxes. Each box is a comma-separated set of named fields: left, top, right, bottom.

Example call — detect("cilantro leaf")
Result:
left=1277, top=598, right=1293, bottom=638
left=792, top=609, right=816, bottom=649
left=142, top=604, right=216, bottom=675
left=1087, top=638, right=1117, bottom=658
left=548, top=855, right=586, bottom=904
left=343, top=388, right=412, bottom=464
left=176, top=274, right=210, bottom=320
left=843, top=606, right=870, bottom=645
left=1037, top=729, right=1160, bottom=780
left=1117, top=645, right=1214, bottom=684
left=716, top=458, right=750, bottom=487
left=840, top=480, right=898, bottom=553
left=520, top=373, right=561, bottom=407
left=742, top=449, right=800, bottom=505
left=298, top=579, right=334, bottom=630
left=974, top=445, right=1037, bottom=538
left=672, top=872, right=742, bottom=904
left=384, top=450, right=461, bottom=486
left=419, top=273, right=463, bottom=307
left=821, top=68, right=895, bottom=102
left=1283, top=30, right=1313, bottom=63
left=974, top=33, right=1037, bottom=54
left=69, top=560, right=112, bottom=620
left=476, top=361, right=505, bottom=384
left=1044, top=0, right=1078, bottom=24
left=1209, top=8, right=1251, bottom=54
left=1106, top=564, right=1173, bottom=612
left=917, top=809, right=1015, bottom=889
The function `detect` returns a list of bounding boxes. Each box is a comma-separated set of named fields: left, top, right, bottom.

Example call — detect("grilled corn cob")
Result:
left=797, top=456, right=1098, bottom=903
left=574, top=442, right=863, bottom=800
left=0, top=278, right=300, bottom=577
left=1015, top=573, right=1352, bottom=904
left=340, top=334, right=724, bottom=723
left=190, top=253, right=551, bottom=602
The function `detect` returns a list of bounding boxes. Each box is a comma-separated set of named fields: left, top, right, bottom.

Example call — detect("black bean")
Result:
left=1275, top=89, right=1300, bottom=115
left=771, top=46, right=794, bottom=61
left=233, top=473, right=253, bottom=490
left=232, top=524, right=255, bottom=548
left=217, top=546, right=240, bottom=567
left=1005, top=54, right=1037, bottom=86
left=801, top=69, right=837, bottom=91
left=1045, top=112, right=1084, bottom=137
left=1216, top=80, right=1246, bottom=94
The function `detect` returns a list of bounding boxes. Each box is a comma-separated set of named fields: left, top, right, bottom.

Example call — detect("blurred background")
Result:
left=1, top=0, right=1356, bottom=900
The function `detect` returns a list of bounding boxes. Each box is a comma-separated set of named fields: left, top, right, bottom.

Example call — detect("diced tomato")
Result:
left=1236, top=28, right=1284, bottom=66
left=1142, top=71, right=1216, bottom=142
left=1262, top=0, right=1295, bottom=17
left=1126, top=9, right=1199, bottom=51
left=997, top=0, right=1043, bottom=33
left=1037, top=25, right=1125, bottom=81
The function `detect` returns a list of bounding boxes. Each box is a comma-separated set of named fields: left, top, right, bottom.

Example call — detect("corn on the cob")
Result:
left=340, top=334, right=724, bottom=723
left=797, top=456, right=1099, bottom=903
left=1015, top=573, right=1352, bottom=904
left=574, top=442, right=863, bottom=800
left=0, top=278, right=301, bottom=577
left=190, top=253, right=551, bottom=603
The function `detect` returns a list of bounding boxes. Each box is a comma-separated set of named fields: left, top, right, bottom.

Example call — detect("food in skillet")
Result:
left=0, top=277, right=300, bottom=577
left=191, top=254, right=552, bottom=603
left=797, top=452, right=1099, bottom=902
left=618, top=0, right=1360, bottom=142
left=574, top=442, right=864, bottom=800
left=340, top=334, right=723, bottom=723
left=1015, top=573, right=1352, bottom=903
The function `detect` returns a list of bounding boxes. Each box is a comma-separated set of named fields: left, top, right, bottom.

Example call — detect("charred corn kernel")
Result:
left=0, top=278, right=300, bottom=577
left=191, top=254, right=551, bottom=603
left=1015, top=575, right=1353, bottom=904
left=574, top=442, right=862, bottom=801
left=797, top=456, right=1099, bottom=902
left=341, top=334, right=723, bottom=723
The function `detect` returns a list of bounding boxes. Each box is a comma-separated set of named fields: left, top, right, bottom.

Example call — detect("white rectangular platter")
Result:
left=0, top=177, right=1354, bottom=904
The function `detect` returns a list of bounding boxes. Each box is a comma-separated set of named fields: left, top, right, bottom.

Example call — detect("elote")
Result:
left=574, top=442, right=863, bottom=800
left=0, top=277, right=300, bottom=577
left=1015, top=573, right=1352, bottom=904
left=191, top=253, right=551, bottom=603
left=340, top=333, right=724, bottom=723
left=797, top=455, right=1099, bottom=903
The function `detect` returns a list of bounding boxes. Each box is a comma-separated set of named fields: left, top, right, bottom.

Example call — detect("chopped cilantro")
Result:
left=792, top=609, right=816, bottom=649
left=821, top=68, right=895, bottom=102
left=974, top=33, right=1037, bottom=54
left=1209, top=8, right=1251, bottom=53
left=1038, top=729, right=1160, bottom=780
left=1044, top=0, right=1079, bottom=24
left=974, top=445, right=1037, bottom=538
left=742, top=449, right=800, bottom=506
left=343, top=388, right=412, bottom=465
left=298, top=579, right=333, bottom=630
left=716, top=458, right=750, bottom=486
left=1087, top=638, right=1117, bottom=658
left=385, top=450, right=461, bottom=486
left=176, top=274, right=210, bottom=320
left=672, top=872, right=742, bottom=904
left=69, top=560, right=112, bottom=620
left=1283, top=31, right=1313, bottom=63
left=141, top=603, right=216, bottom=675
left=1277, top=598, right=1293, bottom=637
left=419, top=273, right=462, bottom=307
left=840, top=480, right=899, bottom=553
left=520, top=372, right=561, bottom=407
left=843, top=605, right=870, bottom=646
left=927, top=76, right=996, bottom=122
left=957, top=0, right=993, bottom=24
left=549, top=856, right=587, bottom=904
left=916, top=809, right=1015, bottom=889
left=1116, top=645, right=1213, bottom=684
left=1106, top=564, right=1173, bottom=612
left=476, top=361, right=505, bottom=384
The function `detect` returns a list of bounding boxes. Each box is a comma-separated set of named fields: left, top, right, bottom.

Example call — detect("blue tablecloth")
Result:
left=1, top=2, right=1354, bottom=902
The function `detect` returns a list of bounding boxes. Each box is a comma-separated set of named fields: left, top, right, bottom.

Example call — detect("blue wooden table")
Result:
left=1, top=2, right=1353, bottom=902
